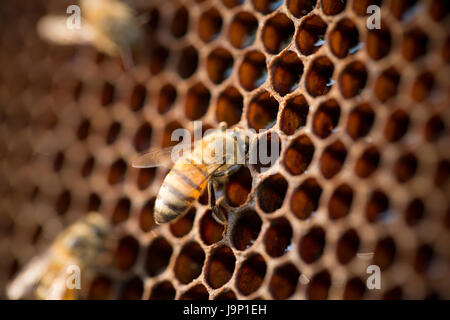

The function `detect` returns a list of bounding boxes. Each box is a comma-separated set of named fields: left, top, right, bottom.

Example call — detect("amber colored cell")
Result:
left=111, top=197, right=131, bottom=225
left=101, top=81, right=115, bottom=106
left=307, top=270, right=331, bottom=299
left=382, top=286, right=403, bottom=300
left=366, top=23, right=392, bottom=60
left=198, top=8, right=223, bottom=43
left=411, top=72, right=435, bottom=102
left=320, top=140, right=347, bottom=179
left=343, top=277, right=365, bottom=300
left=55, top=190, right=71, bottom=216
left=280, top=94, right=309, bottom=135
left=177, top=45, right=198, bottom=79
left=443, top=36, right=450, bottom=63
left=251, top=132, right=281, bottom=173
left=108, top=158, right=127, bottom=185
left=214, top=290, right=237, bottom=300
left=137, top=167, right=156, bottom=190
left=149, top=44, right=169, bottom=75
left=247, top=91, right=278, bottom=130
left=206, top=246, right=236, bottom=289
left=252, top=0, right=283, bottom=14
left=283, top=134, right=314, bottom=176
left=336, top=229, right=360, bottom=264
left=87, top=193, right=101, bottom=212
left=222, top=0, right=244, bottom=8
left=384, top=109, right=410, bottom=143
left=145, top=237, right=172, bottom=276
left=236, top=254, right=267, bottom=296
left=76, top=118, right=90, bottom=141
left=394, top=152, right=418, bottom=183
left=346, top=103, right=375, bottom=140
left=130, top=84, right=146, bottom=112
left=200, top=210, right=225, bottom=245
left=313, top=98, right=340, bottom=139
left=264, top=218, right=293, bottom=257
left=271, top=51, right=303, bottom=96
left=373, top=237, right=396, bottom=271
left=321, top=0, right=346, bottom=15
left=170, top=6, right=189, bottom=38
left=119, top=276, right=143, bottom=300
left=162, top=121, right=183, bottom=148
left=226, top=166, right=252, bottom=207
left=157, top=84, right=177, bottom=114
left=339, top=61, right=367, bottom=98
left=429, top=0, right=450, bottom=21
left=354, top=146, right=380, bottom=178
left=365, top=190, right=390, bottom=223
left=291, top=178, right=322, bottom=220
left=306, top=56, right=334, bottom=97
left=328, top=183, right=353, bottom=220
left=175, top=242, right=205, bottom=284
left=53, top=151, right=64, bottom=172
left=180, top=284, right=209, bottom=300
left=169, top=208, right=195, bottom=238
left=402, top=28, right=428, bottom=62
left=185, top=82, right=210, bottom=120
left=288, top=0, right=317, bottom=18
left=216, top=86, right=243, bottom=126
left=425, top=115, right=445, bottom=142
left=374, top=67, right=400, bottom=103
left=299, top=226, right=326, bottom=264
left=133, top=123, right=152, bottom=153
left=88, top=275, right=112, bottom=300
left=206, top=47, right=233, bottom=85
left=239, top=51, right=267, bottom=91
left=257, top=174, right=288, bottom=213
left=352, top=0, right=381, bottom=16
left=414, top=244, right=434, bottom=274
left=81, top=156, right=95, bottom=177
left=296, top=15, right=327, bottom=56
left=139, top=198, right=155, bottom=232
left=404, top=198, right=425, bottom=226
left=390, top=0, right=419, bottom=21
left=269, top=263, right=300, bottom=299
left=106, top=121, right=121, bottom=145
left=329, top=19, right=360, bottom=58
left=149, top=281, right=176, bottom=300
left=435, top=160, right=450, bottom=188
left=228, top=12, right=258, bottom=49
left=115, top=236, right=139, bottom=271
left=232, top=210, right=262, bottom=251
left=262, top=13, right=295, bottom=54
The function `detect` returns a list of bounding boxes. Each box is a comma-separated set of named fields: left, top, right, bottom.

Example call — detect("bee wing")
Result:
left=37, top=15, right=96, bottom=46
left=132, top=143, right=194, bottom=168
left=7, top=250, right=52, bottom=300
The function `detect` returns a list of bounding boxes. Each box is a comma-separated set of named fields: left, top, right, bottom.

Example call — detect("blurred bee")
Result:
left=7, top=213, right=111, bottom=300
left=132, top=122, right=250, bottom=225
left=37, top=0, right=144, bottom=67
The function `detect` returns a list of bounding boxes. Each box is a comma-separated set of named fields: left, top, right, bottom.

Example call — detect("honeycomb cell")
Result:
left=228, top=12, right=258, bottom=49
left=149, top=44, right=169, bottom=75
left=257, top=174, right=288, bottom=213
left=354, top=145, right=380, bottom=178
left=402, top=28, right=429, bottom=62
left=115, top=235, right=140, bottom=271
left=101, top=81, right=115, bottom=106
left=206, top=47, right=234, bottom=84
left=107, top=158, right=127, bottom=185
left=232, top=210, right=262, bottom=251
left=206, top=245, right=236, bottom=289
left=443, top=36, right=450, bottom=63
left=306, top=56, right=335, bottom=97
left=414, top=244, right=433, bottom=274
left=279, top=94, right=309, bottom=135
left=87, top=193, right=101, bottom=212
left=288, top=0, right=317, bottom=18
left=343, top=277, right=365, bottom=300
left=216, top=86, right=243, bottom=126
left=283, top=134, right=314, bottom=175
left=247, top=91, right=278, bottom=130
left=312, top=98, right=340, bottom=139
left=429, top=0, right=450, bottom=21
left=137, top=167, right=156, bottom=190
left=252, top=0, right=283, bottom=14
left=180, top=284, right=209, bottom=300
left=222, top=0, right=244, bottom=8
left=329, top=19, right=360, bottom=58
left=336, top=229, right=360, bottom=264
left=425, top=115, right=445, bottom=142
left=53, top=151, right=64, bottom=172
left=346, top=103, right=375, bottom=140
left=139, top=198, right=156, bottom=232
left=339, top=61, right=368, bottom=98
left=404, top=198, right=425, bottom=226
left=271, top=51, right=303, bottom=96
left=382, top=286, right=403, bottom=300
left=332, top=183, right=361, bottom=224
left=262, top=13, right=295, bottom=54
left=198, top=8, right=223, bottom=43
left=106, top=121, right=121, bottom=145
left=365, top=190, right=390, bottom=223
left=133, top=123, right=152, bottom=153
left=394, top=152, right=418, bottom=183
left=144, top=7, right=160, bottom=32
left=170, top=6, right=189, bottom=38
left=411, top=71, right=435, bottom=103
left=299, top=226, right=326, bottom=263
left=76, top=118, right=90, bottom=141
left=269, top=263, right=300, bottom=299
left=149, top=281, right=176, bottom=300
left=373, top=237, right=396, bottom=271
left=251, top=132, right=282, bottom=173
left=435, top=159, right=450, bottom=188
left=390, top=0, right=419, bottom=21
left=384, top=109, right=410, bottom=143
left=200, top=210, right=225, bottom=245
left=239, top=51, right=267, bottom=91
left=306, top=270, right=331, bottom=299
left=185, top=83, right=211, bottom=121
left=226, top=166, right=252, bottom=207
left=296, top=15, right=327, bottom=56
left=130, top=84, right=147, bottom=112
left=169, top=208, right=195, bottom=238
left=374, top=67, right=400, bottom=103
left=177, top=45, right=198, bottom=79
left=175, top=242, right=205, bottom=284
left=111, top=197, right=131, bottom=225
left=55, top=189, right=71, bottom=215
left=157, top=84, right=177, bottom=115
left=87, top=275, right=112, bottom=300
left=320, top=140, right=347, bottom=179
left=366, top=22, right=392, bottom=60
left=321, top=0, right=346, bottom=15
left=291, top=178, right=322, bottom=220
left=236, top=254, right=267, bottom=296
left=352, top=0, right=382, bottom=16
left=81, top=156, right=95, bottom=177
left=145, top=236, right=173, bottom=277
left=119, top=276, right=143, bottom=300
left=264, top=218, right=293, bottom=257
left=214, top=290, right=237, bottom=300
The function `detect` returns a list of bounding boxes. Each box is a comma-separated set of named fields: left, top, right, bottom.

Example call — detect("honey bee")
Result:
left=132, top=122, right=250, bottom=225
left=7, top=213, right=111, bottom=300
left=37, top=0, right=143, bottom=67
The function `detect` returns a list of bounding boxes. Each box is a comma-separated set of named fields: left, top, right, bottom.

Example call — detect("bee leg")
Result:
left=212, top=164, right=241, bottom=178
left=208, top=179, right=226, bottom=225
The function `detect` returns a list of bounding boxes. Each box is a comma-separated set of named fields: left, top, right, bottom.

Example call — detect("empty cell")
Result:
left=283, top=134, right=315, bottom=175
left=133, top=122, right=152, bottom=153
left=288, top=0, right=317, bottom=18
left=382, top=286, right=403, bottom=300
left=414, top=244, right=434, bottom=274
left=216, top=86, right=243, bottom=126
left=114, top=235, right=140, bottom=271
left=236, top=254, right=267, bottom=295
left=228, top=12, right=258, bottom=49
left=145, top=237, right=173, bottom=276
left=81, top=156, right=95, bottom=177
left=136, top=168, right=156, bottom=191
left=88, top=275, right=112, bottom=300
left=352, top=0, right=382, bottom=16
left=264, top=218, right=293, bottom=257
left=246, top=91, right=278, bottom=130
left=139, top=198, right=156, bottom=232
left=206, top=47, right=234, bottom=84
left=226, top=166, right=252, bottom=207
left=336, top=229, right=360, bottom=264
left=384, top=109, right=410, bottom=143
left=402, top=28, right=429, bottom=62
left=108, top=158, right=127, bottom=185
left=129, top=84, right=147, bottom=112
left=222, top=0, right=245, bottom=8
left=329, top=18, right=360, bottom=58
left=269, top=263, right=300, bottom=299
left=149, top=44, right=169, bottom=75
left=180, top=284, right=209, bottom=300
left=328, top=183, right=353, bottom=220
left=200, top=210, right=225, bottom=245
left=339, top=61, right=367, bottom=99
left=162, top=121, right=184, bottom=148
left=307, top=270, right=331, bottom=299
left=343, top=277, right=365, bottom=300
left=428, top=0, right=450, bottom=21
left=373, top=237, right=396, bottom=271
left=177, top=45, right=198, bottom=79
left=53, top=151, right=64, bottom=172
left=170, top=6, right=189, bottom=38
left=251, top=132, right=281, bottom=173
left=252, top=0, right=284, bottom=14
left=313, top=98, right=341, bottom=139
left=296, top=15, right=327, bottom=56
left=411, top=71, right=435, bottom=103
left=262, top=13, right=295, bottom=54
left=174, top=242, right=205, bottom=284
left=87, top=193, right=101, bottom=212
left=425, top=115, right=445, bottom=142
left=280, top=94, right=309, bottom=135
left=101, top=81, right=115, bottom=106
left=169, top=208, right=196, bottom=238
left=76, top=118, right=90, bottom=141
left=299, top=226, right=326, bottom=263
left=394, top=152, right=418, bottom=183
left=319, top=140, right=347, bottom=179
left=157, top=84, right=177, bottom=114
left=257, top=174, right=288, bottom=213
left=232, top=210, right=262, bottom=251
left=198, top=8, right=223, bottom=43
left=366, top=22, right=392, bottom=60
left=306, top=56, right=334, bottom=97
left=434, top=160, right=450, bottom=188
left=374, top=67, right=400, bottom=103
left=106, top=121, right=121, bottom=145
left=111, top=197, right=131, bottom=225
left=119, top=276, right=143, bottom=300
left=346, top=103, right=375, bottom=140
left=55, top=189, right=71, bottom=216
left=321, top=0, right=346, bottom=15
left=271, top=51, right=303, bottom=96
left=404, top=198, right=425, bottom=226
left=291, top=178, right=322, bottom=220
left=214, top=289, right=237, bottom=300
left=365, top=190, right=390, bottom=223
left=149, top=281, right=176, bottom=300
left=206, top=246, right=236, bottom=289
left=390, top=0, right=419, bottom=21
left=239, top=51, right=267, bottom=91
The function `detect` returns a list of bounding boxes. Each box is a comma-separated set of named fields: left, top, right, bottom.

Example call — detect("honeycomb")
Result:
left=0, top=0, right=449, bottom=300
